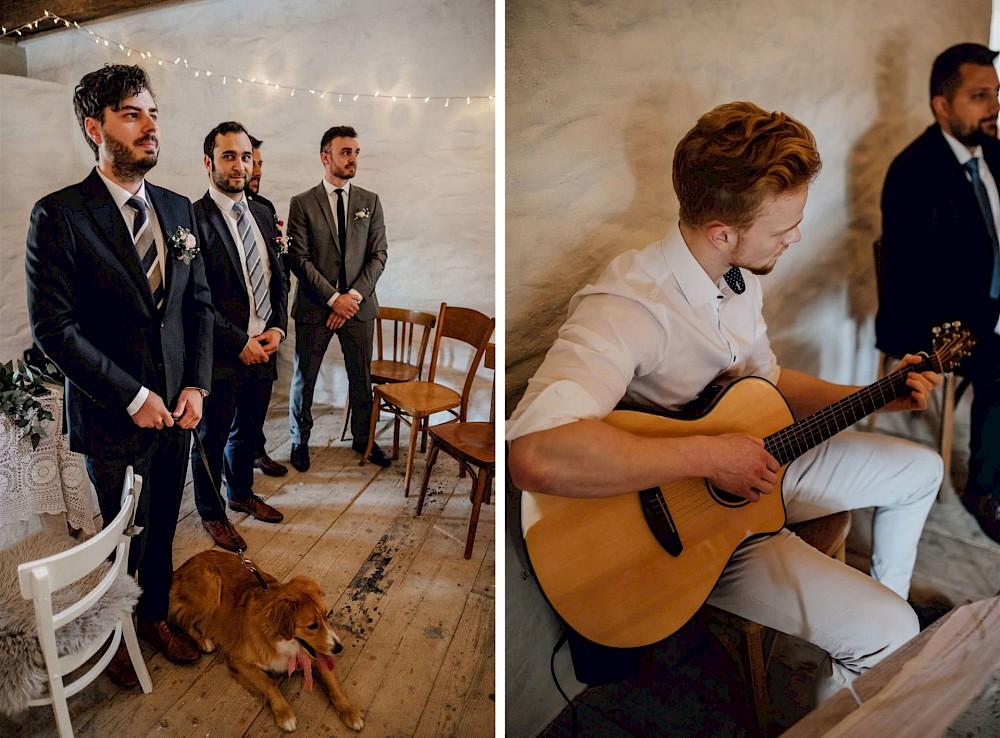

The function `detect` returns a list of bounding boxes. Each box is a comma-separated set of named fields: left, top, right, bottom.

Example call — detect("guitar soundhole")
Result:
left=707, top=482, right=749, bottom=508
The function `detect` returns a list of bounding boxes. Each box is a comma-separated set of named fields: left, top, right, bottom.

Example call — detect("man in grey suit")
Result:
left=286, top=125, right=391, bottom=470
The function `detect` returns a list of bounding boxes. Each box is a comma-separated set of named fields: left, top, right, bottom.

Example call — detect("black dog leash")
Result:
left=185, top=425, right=269, bottom=592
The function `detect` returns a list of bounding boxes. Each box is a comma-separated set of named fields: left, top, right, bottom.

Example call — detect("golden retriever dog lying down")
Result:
left=168, top=550, right=363, bottom=733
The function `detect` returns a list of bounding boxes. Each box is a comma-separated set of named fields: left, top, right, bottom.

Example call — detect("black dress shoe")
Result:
left=254, top=452, right=288, bottom=477
left=290, top=443, right=310, bottom=472
left=354, top=441, right=391, bottom=468
left=962, top=492, right=1000, bottom=544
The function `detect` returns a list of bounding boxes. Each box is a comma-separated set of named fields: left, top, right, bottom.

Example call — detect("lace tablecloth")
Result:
left=0, top=385, right=95, bottom=536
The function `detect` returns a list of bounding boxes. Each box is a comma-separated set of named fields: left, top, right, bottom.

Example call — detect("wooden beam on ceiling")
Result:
left=1, top=1, right=188, bottom=40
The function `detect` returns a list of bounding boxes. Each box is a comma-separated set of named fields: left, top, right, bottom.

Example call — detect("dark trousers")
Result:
left=290, top=317, right=375, bottom=445
left=85, top=427, right=189, bottom=622
left=967, top=340, right=1000, bottom=501
left=192, top=373, right=274, bottom=520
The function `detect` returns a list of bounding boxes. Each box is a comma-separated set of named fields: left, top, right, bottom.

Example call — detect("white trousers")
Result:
left=705, top=431, right=942, bottom=701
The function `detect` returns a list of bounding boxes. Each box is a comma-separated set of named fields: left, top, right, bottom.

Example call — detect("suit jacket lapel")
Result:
left=311, top=183, right=341, bottom=255
left=81, top=170, right=156, bottom=314
left=147, top=183, right=180, bottom=310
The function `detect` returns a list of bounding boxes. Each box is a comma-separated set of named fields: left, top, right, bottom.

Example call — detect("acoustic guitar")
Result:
left=521, top=324, right=975, bottom=649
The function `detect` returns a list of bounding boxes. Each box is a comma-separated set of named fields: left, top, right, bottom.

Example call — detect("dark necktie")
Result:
left=232, top=201, right=272, bottom=323
left=965, top=158, right=1000, bottom=300
left=335, top=188, right=348, bottom=292
left=723, top=266, right=745, bottom=295
left=126, top=197, right=164, bottom=310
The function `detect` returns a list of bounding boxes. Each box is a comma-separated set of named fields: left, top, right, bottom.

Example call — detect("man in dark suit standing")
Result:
left=25, top=64, right=214, bottom=683
left=286, top=125, right=391, bottom=471
left=878, top=43, right=1000, bottom=543
left=191, top=122, right=288, bottom=552
left=245, top=135, right=289, bottom=478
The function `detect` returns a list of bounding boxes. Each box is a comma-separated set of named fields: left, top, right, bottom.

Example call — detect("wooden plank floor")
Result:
left=0, top=394, right=495, bottom=737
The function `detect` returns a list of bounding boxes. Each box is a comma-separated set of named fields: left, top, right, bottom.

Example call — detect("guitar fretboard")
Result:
left=763, top=356, right=937, bottom=466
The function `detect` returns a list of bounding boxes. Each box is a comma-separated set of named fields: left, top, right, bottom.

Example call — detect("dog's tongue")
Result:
left=316, top=653, right=336, bottom=672
left=287, top=650, right=315, bottom=690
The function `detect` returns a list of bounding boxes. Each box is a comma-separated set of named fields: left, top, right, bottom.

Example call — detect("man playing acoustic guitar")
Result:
left=507, top=101, right=944, bottom=702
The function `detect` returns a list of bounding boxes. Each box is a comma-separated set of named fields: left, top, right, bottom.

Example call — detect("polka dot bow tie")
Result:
left=723, top=266, right=745, bottom=295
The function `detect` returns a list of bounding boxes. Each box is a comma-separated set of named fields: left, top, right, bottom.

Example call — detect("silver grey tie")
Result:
left=127, top=197, right=164, bottom=311
left=232, top=201, right=272, bottom=323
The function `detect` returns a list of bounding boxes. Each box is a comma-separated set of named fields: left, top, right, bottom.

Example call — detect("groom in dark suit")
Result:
left=25, top=64, right=214, bottom=683
left=286, top=125, right=391, bottom=470
left=878, top=43, right=1000, bottom=542
left=191, top=121, right=288, bottom=552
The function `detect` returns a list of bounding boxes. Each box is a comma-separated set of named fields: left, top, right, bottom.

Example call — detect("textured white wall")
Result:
left=0, top=0, right=495, bottom=407
left=505, top=1, right=990, bottom=735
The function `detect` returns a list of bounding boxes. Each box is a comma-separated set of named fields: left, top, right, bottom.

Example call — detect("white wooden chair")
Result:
left=17, top=466, right=151, bottom=737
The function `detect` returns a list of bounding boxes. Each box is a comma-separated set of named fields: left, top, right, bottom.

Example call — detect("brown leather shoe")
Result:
left=254, top=452, right=289, bottom=477
left=137, top=618, right=200, bottom=664
left=201, top=518, right=247, bottom=552
left=105, top=643, right=139, bottom=687
left=228, top=494, right=284, bottom=523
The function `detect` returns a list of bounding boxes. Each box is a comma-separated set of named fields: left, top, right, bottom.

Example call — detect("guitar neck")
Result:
left=764, top=355, right=938, bottom=466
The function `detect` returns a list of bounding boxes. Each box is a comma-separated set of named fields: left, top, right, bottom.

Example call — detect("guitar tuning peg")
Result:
left=943, top=322, right=952, bottom=329
left=953, top=321, right=961, bottom=328
left=932, top=326, right=942, bottom=335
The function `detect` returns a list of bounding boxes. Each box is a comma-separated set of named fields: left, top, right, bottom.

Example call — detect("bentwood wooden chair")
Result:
left=699, top=511, right=852, bottom=738
left=340, top=307, right=437, bottom=441
left=18, top=467, right=151, bottom=737
left=361, top=303, right=494, bottom=496
left=416, top=343, right=495, bottom=558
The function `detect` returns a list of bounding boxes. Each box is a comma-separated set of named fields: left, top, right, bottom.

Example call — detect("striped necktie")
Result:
left=232, top=201, right=273, bottom=323
left=127, top=197, right=164, bottom=311
left=964, top=158, right=1000, bottom=300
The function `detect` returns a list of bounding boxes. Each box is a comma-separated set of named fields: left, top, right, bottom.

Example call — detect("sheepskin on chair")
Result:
left=0, top=528, right=140, bottom=715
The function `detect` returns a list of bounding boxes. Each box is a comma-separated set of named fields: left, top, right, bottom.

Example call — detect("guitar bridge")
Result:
left=639, top=487, right=683, bottom=557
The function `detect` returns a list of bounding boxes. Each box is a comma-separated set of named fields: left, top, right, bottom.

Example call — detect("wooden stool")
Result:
left=699, top=511, right=852, bottom=738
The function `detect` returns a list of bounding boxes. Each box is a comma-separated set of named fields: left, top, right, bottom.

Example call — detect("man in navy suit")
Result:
left=878, top=43, right=1000, bottom=543
left=191, top=121, right=288, bottom=551
left=25, top=64, right=214, bottom=684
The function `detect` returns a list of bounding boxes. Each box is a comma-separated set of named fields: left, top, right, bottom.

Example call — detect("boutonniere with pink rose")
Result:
left=354, top=207, right=371, bottom=221
left=275, top=234, right=292, bottom=255
left=169, top=226, right=199, bottom=264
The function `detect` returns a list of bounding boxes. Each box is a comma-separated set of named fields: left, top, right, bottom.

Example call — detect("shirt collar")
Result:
left=208, top=185, right=247, bottom=217
left=940, top=127, right=983, bottom=166
left=95, top=167, right=149, bottom=211
left=660, top=223, right=728, bottom=307
left=322, top=178, right=352, bottom=198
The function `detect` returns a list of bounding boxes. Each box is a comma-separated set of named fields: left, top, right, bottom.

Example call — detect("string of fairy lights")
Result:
left=1, top=10, right=494, bottom=108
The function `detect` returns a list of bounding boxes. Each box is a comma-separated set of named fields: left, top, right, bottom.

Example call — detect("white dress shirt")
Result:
left=321, top=178, right=363, bottom=305
left=96, top=169, right=167, bottom=416
left=507, top=224, right=780, bottom=441
left=940, top=129, right=1000, bottom=336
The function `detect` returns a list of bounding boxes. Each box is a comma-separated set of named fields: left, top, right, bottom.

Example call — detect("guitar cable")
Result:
left=550, top=629, right=577, bottom=737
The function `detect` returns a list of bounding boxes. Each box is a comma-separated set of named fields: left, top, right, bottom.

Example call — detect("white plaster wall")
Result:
left=505, top=1, right=990, bottom=735
left=0, top=76, right=74, bottom=364
left=0, top=0, right=494, bottom=409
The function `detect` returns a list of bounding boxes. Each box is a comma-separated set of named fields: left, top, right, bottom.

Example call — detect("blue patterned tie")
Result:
left=127, top=197, right=164, bottom=311
left=964, top=158, right=1000, bottom=300
left=232, top=201, right=272, bottom=323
